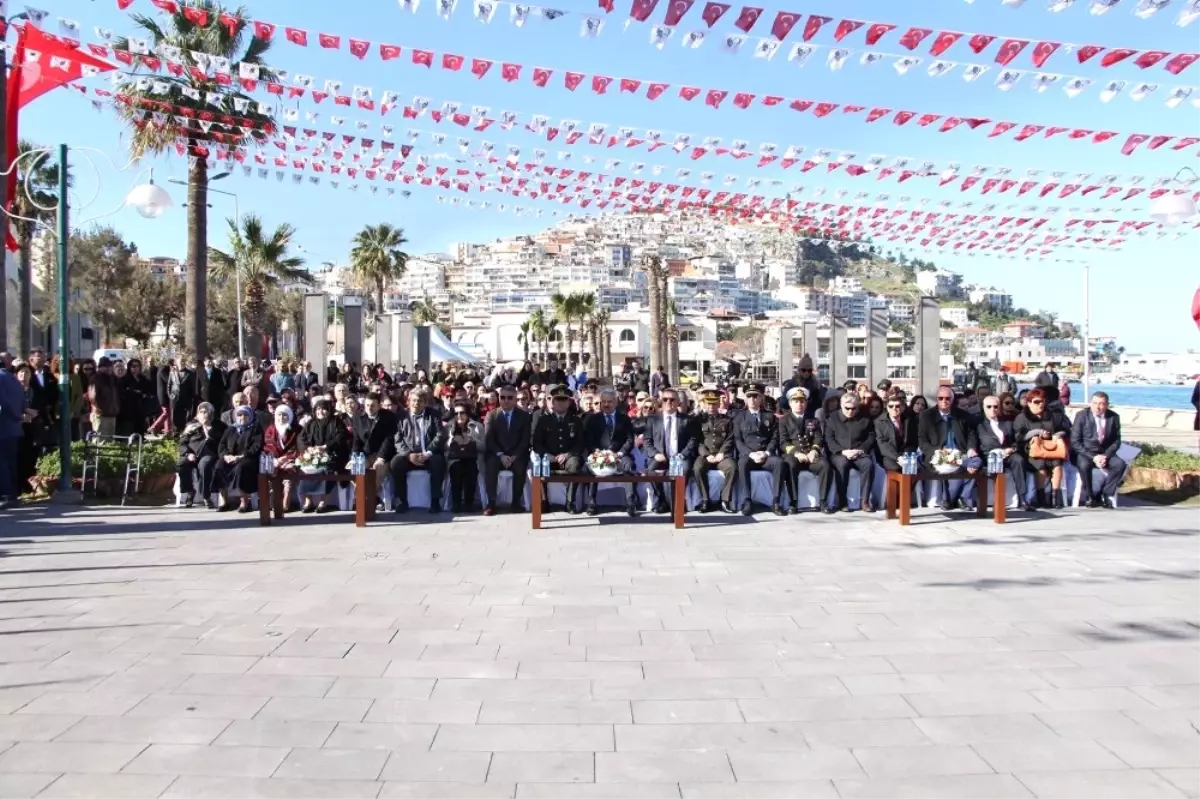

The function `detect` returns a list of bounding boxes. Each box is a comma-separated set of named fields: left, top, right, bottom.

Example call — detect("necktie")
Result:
left=943, top=415, right=958, bottom=449
left=606, top=414, right=614, bottom=431
left=1096, top=415, right=1105, bottom=438
left=667, top=415, right=676, bottom=457
left=505, top=412, right=511, bottom=428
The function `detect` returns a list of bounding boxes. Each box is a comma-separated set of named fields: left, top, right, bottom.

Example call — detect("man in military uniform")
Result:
left=692, top=388, right=738, bottom=513
left=778, top=387, right=830, bottom=513
left=531, top=384, right=586, bottom=514
left=734, top=383, right=786, bottom=517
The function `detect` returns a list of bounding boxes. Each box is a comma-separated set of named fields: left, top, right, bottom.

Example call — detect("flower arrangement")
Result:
left=296, top=448, right=332, bottom=475
left=930, top=448, right=964, bottom=474
left=587, top=449, right=622, bottom=477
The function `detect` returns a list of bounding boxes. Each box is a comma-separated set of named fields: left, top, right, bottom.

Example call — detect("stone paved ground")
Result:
left=0, top=501, right=1197, bottom=799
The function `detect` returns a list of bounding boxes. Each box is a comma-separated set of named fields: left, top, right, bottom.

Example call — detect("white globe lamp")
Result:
left=1149, top=191, right=1197, bottom=226
left=125, top=181, right=173, bottom=219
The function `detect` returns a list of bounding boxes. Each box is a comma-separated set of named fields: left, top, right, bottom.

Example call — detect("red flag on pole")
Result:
left=5, top=24, right=117, bottom=250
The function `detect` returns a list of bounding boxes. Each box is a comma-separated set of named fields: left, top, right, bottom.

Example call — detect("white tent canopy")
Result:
left=428, top=325, right=482, bottom=364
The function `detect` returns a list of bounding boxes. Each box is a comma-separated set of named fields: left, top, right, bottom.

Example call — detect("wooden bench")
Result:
left=530, top=474, right=688, bottom=530
left=885, top=468, right=1008, bottom=525
left=257, top=471, right=378, bottom=528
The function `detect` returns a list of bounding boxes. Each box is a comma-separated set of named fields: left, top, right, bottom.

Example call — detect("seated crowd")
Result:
left=0, top=352, right=1128, bottom=515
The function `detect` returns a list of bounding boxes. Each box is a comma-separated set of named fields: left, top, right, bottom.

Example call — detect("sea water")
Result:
left=1018, top=383, right=1195, bottom=412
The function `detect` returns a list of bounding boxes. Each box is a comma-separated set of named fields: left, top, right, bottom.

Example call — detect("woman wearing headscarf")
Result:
left=216, top=405, right=264, bottom=513
left=298, top=397, right=349, bottom=513
left=116, top=358, right=154, bottom=437
left=264, top=404, right=301, bottom=513
left=178, top=402, right=226, bottom=509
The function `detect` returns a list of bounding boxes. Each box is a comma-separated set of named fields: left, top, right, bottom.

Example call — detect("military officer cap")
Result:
left=744, top=382, right=765, bottom=396
left=548, top=384, right=572, bottom=399
left=699, top=387, right=721, bottom=403
left=785, top=386, right=809, bottom=402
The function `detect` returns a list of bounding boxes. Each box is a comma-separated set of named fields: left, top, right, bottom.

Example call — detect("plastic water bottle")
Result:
left=541, top=454, right=550, bottom=477
left=988, top=450, right=1003, bottom=475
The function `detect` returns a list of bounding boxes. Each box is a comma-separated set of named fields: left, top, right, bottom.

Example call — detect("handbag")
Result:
left=1030, top=436, right=1068, bottom=461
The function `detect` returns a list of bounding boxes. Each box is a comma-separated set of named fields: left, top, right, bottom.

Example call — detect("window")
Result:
left=548, top=329, right=563, bottom=343
left=619, top=329, right=636, bottom=344
left=849, top=365, right=867, bottom=379
left=680, top=330, right=699, bottom=342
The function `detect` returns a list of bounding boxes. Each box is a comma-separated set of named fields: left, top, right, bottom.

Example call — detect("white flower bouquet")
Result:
left=587, top=449, right=621, bottom=477
left=297, top=448, right=332, bottom=475
left=930, top=448, right=964, bottom=474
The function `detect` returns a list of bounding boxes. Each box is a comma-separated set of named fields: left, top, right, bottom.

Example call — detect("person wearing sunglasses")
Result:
left=643, top=389, right=698, bottom=514
left=875, top=394, right=920, bottom=475
left=692, top=387, right=738, bottom=513
left=978, top=394, right=1033, bottom=512
left=583, top=389, right=638, bottom=517
left=531, top=384, right=586, bottom=514
left=1013, top=386, right=1070, bottom=509
left=483, top=388, right=532, bottom=516
left=825, top=391, right=877, bottom=514
left=918, top=387, right=981, bottom=512
left=780, top=354, right=823, bottom=420
left=734, top=383, right=786, bottom=516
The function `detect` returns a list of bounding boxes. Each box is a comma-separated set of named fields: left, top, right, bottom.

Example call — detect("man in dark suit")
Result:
left=643, top=387, right=698, bottom=514
left=826, top=391, right=878, bottom=514
left=918, top=387, right=981, bottom=511
left=531, top=384, right=586, bottom=513
left=692, top=388, right=738, bottom=513
left=352, top=392, right=398, bottom=508
left=196, top=356, right=227, bottom=414
left=732, top=383, right=784, bottom=517
left=389, top=390, right=447, bottom=514
left=26, top=347, right=57, bottom=423
left=978, top=394, right=1033, bottom=512
left=1070, top=391, right=1127, bottom=509
left=483, top=386, right=532, bottom=515
left=583, top=389, right=638, bottom=516
left=778, top=387, right=829, bottom=513
left=295, top=361, right=321, bottom=394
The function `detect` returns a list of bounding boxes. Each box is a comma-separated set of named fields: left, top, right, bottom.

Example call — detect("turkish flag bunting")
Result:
left=182, top=6, right=208, bottom=25
left=501, top=63, right=521, bottom=81
left=1031, top=41, right=1060, bottom=67
left=349, top=39, right=370, bottom=59
left=705, top=89, right=728, bottom=107
left=898, top=27, right=932, bottom=50
left=1165, top=53, right=1200, bottom=74
left=663, top=0, right=695, bottom=25
left=1100, top=48, right=1136, bottom=67
left=564, top=71, right=585, bottom=90
left=1093, top=131, right=1117, bottom=143
left=994, top=39, right=1028, bottom=66
left=598, top=0, right=614, bottom=12
left=701, top=1, right=731, bottom=26
left=733, top=92, right=755, bottom=108
left=1067, top=128, right=1092, bottom=139
left=117, top=0, right=135, bottom=7
left=1075, top=44, right=1103, bottom=63
left=1133, top=50, right=1169, bottom=68
left=620, top=78, right=642, bottom=92
left=980, top=179, right=999, bottom=194
left=834, top=19, right=863, bottom=41
left=790, top=99, right=813, bottom=111
left=630, top=0, right=660, bottom=22
left=866, top=107, right=890, bottom=122
left=770, top=12, right=802, bottom=40
left=940, top=117, right=963, bottom=132
left=733, top=7, right=763, bottom=31
left=1014, top=124, right=1044, bottom=141
left=967, top=33, right=995, bottom=54
left=929, top=31, right=961, bottom=56
left=592, top=75, right=613, bottom=93
left=1120, top=133, right=1149, bottom=155
left=679, top=85, right=702, bottom=100
left=918, top=113, right=941, bottom=126
left=285, top=27, right=308, bottom=46
left=803, top=15, right=831, bottom=40
left=963, top=118, right=990, bottom=129
left=894, top=110, right=916, bottom=125
left=252, top=21, right=275, bottom=39
left=647, top=82, right=669, bottom=98
left=1173, top=136, right=1200, bottom=150
left=1146, top=135, right=1172, bottom=150
left=443, top=53, right=464, bottom=70
left=319, top=33, right=340, bottom=49
left=813, top=102, right=838, bottom=116
left=1045, top=126, right=1069, bottom=137
left=412, top=49, right=433, bottom=66
left=380, top=44, right=401, bottom=60
left=961, top=177, right=980, bottom=192
left=470, top=58, right=492, bottom=77
left=151, top=0, right=178, bottom=12
left=1017, top=181, right=1037, bottom=195
left=865, top=23, right=896, bottom=45
left=533, top=67, right=552, bottom=86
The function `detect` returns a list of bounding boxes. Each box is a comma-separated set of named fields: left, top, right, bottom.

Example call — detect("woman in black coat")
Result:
left=1012, top=386, right=1070, bottom=509
left=178, top=402, right=226, bottom=508
left=216, top=405, right=263, bottom=513
left=116, top=358, right=154, bottom=437
left=298, top=398, right=349, bottom=513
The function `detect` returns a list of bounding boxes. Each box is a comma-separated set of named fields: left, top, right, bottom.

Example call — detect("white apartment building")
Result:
left=966, top=284, right=1013, bottom=310
left=882, top=293, right=916, bottom=323
left=917, top=268, right=964, bottom=298
left=141, top=256, right=185, bottom=283
left=940, top=307, right=971, bottom=328
left=397, top=259, right=446, bottom=294
left=967, top=337, right=1082, bottom=368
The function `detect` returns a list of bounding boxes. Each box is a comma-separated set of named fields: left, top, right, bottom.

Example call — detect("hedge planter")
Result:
left=1127, top=467, right=1200, bottom=494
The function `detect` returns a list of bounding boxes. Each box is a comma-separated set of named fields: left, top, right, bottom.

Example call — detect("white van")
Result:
left=91, top=348, right=137, bottom=364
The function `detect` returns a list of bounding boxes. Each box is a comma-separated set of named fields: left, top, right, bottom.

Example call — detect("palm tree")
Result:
left=517, top=319, right=532, bottom=362
left=208, top=214, right=309, bottom=351
left=8, top=140, right=67, bottom=354
left=550, top=292, right=575, bottom=367
left=593, top=306, right=612, bottom=379
left=527, top=309, right=548, bottom=364
left=575, top=292, right=596, bottom=368
left=640, top=254, right=668, bottom=371
left=113, top=1, right=276, bottom=357
left=546, top=319, right=560, bottom=362
left=665, top=298, right=680, bottom=383
left=349, top=223, right=409, bottom=319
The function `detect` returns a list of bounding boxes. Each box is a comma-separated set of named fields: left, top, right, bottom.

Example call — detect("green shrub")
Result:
left=1129, top=442, right=1200, bottom=472
left=36, top=437, right=181, bottom=481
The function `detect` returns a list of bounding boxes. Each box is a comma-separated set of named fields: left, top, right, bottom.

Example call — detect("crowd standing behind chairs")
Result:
left=0, top=349, right=1132, bottom=514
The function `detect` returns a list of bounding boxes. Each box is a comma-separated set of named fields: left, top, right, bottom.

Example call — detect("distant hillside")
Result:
left=797, top=240, right=928, bottom=297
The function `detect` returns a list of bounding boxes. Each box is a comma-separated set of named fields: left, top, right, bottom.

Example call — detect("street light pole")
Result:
left=1083, top=264, right=1091, bottom=404
left=55, top=144, right=72, bottom=494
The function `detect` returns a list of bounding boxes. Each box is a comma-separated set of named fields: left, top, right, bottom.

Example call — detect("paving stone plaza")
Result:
left=0, top=503, right=1197, bottom=798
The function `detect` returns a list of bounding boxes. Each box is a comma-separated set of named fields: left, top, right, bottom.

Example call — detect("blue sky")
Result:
left=17, top=0, right=1200, bottom=352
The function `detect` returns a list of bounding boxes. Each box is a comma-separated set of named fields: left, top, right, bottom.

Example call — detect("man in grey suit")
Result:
left=483, top=386, right=532, bottom=515
left=1070, top=391, right=1127, bottom=509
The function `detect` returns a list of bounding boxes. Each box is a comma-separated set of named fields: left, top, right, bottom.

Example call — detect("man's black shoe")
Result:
left=938, top=501, right=954, bottom=512
left=772, top=504, right=787, bottom=517
left=203, top=498, right=215, bottom=510
left=740, top=501, right=753, bottom=516
left=863, top=499, right=877, bottom=514
left=567, top=504, right=582, bottom=515
left=1019, top=500, right=1035, bottom=512
left=626, top=504, right=638, bottom=518
left=429, top=503, right=443, bottom=514
left=1101, top=496, right=1114, bottom=509
left=394, top=501, right=409, bottom=514
left=652, top=501, right=670, bottom=514
left=697, top=502, right=711, bottom=514
left=1086, top=498, right=1101, bottom=509
left=586, top=504, right=599, bottom=516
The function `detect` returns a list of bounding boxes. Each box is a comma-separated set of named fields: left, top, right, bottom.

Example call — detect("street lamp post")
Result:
left=171, top=174, right=242, bottom=359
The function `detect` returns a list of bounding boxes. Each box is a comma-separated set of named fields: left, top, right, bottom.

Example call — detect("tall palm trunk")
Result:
left=374, top=278, right=384, bottom=322
left=185, top=151, right=209, bottom=358
left=17, top=229, right=33, bottom=355
left=646, top=277, right=662, bottom=372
